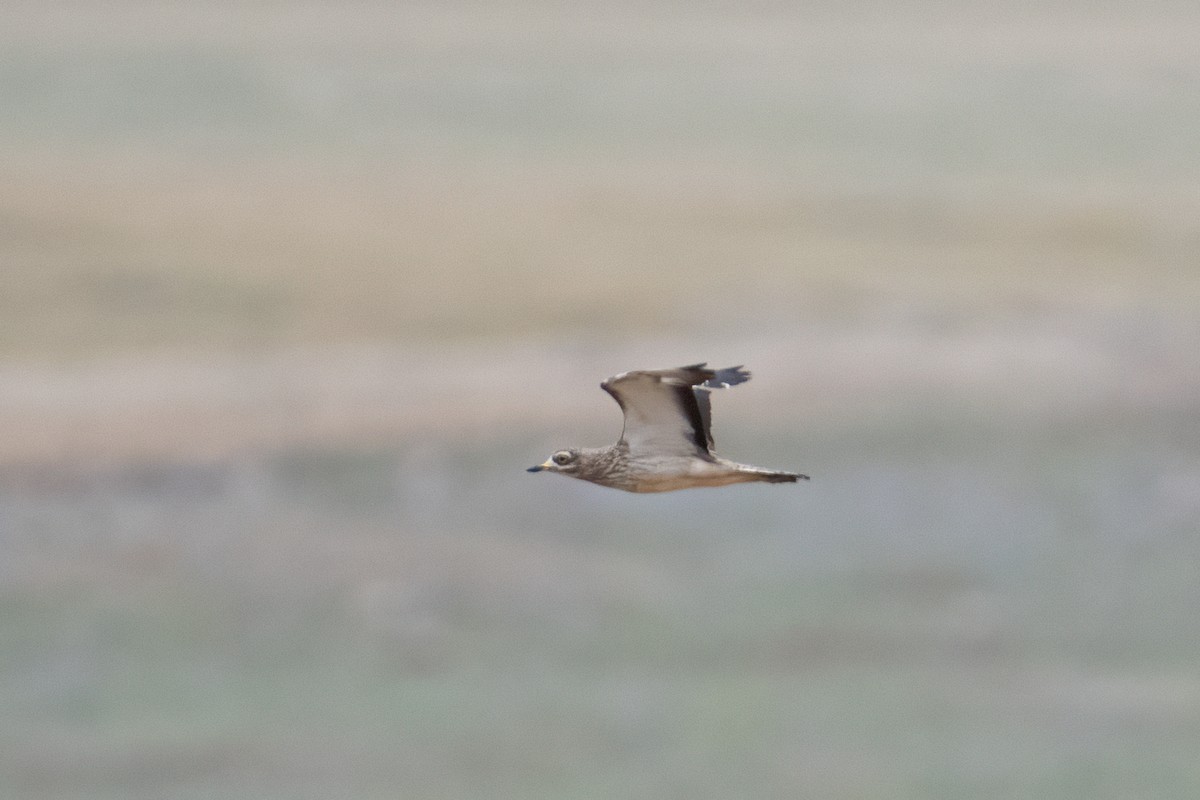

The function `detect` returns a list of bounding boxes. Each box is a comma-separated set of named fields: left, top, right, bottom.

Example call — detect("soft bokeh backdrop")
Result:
left=2, top=2, right=1199, bottom=797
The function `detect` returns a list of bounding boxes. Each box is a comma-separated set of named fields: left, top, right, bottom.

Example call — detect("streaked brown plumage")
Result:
left=528, top=363, right=808, bottom=493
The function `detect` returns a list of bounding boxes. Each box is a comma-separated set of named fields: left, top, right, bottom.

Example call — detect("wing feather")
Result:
left=601, top=364, right=750, bottom=457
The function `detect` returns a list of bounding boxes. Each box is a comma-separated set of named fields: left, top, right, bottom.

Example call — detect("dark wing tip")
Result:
left=702, top=365, right=751, bottom=388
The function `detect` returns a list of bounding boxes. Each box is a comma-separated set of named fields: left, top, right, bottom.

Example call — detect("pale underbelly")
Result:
left=628, top=462, right=754, bottom=493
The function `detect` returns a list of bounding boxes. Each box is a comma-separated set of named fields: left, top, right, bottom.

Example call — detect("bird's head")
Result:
left=527, top=448, right=582, bottom=476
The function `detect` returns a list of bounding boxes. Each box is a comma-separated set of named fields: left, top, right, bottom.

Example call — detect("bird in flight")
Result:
left=528, top=363, right=808, bottom=492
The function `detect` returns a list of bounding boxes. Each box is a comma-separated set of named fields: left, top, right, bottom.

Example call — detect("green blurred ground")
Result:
left=2, top=2, right=1199, bottom=797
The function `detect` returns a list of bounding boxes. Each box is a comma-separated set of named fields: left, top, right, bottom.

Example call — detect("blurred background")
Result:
left=2, top=1, right=1199, bottom=797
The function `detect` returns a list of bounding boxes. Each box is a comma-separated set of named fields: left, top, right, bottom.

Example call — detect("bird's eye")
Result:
left=553, top=451, right=573, bottom=465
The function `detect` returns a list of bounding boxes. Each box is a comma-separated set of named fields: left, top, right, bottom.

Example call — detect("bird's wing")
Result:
left=601, top=364, right=750, bottom=457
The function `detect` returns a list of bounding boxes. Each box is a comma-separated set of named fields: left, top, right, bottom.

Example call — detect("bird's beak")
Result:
left=527, top=459, right=553, bottom=473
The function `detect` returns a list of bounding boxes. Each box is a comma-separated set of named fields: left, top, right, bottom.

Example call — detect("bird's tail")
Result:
left=740, top=466, right=810, bottom=483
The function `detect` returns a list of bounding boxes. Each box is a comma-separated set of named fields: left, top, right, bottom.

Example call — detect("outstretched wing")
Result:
left=600, top=363, right=750, bottom=457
